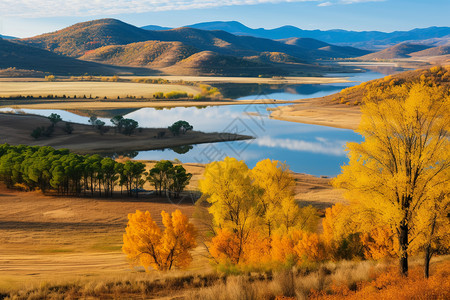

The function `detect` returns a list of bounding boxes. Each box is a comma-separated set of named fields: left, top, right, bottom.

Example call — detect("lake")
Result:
left=0, top=71, right=388, bottom=176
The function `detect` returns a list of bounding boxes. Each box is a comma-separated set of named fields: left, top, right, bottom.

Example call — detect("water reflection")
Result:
left=0, top=70, right=390, bottom=175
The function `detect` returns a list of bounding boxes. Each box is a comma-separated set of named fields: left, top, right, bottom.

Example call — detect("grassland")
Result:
left=0, top=81, right=201, bottom=99
left=0, top=161, right=344, bottom=291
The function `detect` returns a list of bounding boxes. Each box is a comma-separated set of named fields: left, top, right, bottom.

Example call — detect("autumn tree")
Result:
left=199, top=157, right=258, bottom=264
left=122, top=209, right=196, bottom=271
left=200, top=157, right=320, bottom=266
left=333, top=83, right=450, bottom=276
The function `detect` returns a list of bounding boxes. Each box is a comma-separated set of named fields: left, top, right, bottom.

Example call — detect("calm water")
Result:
left=0, top=71, right=388, bottom=176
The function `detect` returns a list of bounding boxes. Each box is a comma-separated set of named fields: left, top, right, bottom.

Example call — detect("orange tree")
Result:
left=122, top=209, right=197, bottom=271
left=333, top=83, right=450, bottom=276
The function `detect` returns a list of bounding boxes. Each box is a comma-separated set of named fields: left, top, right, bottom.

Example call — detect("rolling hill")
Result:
left=358, top=43, right=432, bottom=60
left=20, top=19, right=156, bottom=57
left=280, top=37, right=370, bottom=58
left=19, top=18, right=370, bottom=62
left=330, top=65, right=450, bottom=105
left=0, top=39, right=153, bottom=76
left=155, top=51, right=285, bottom=76
left=148, top=21, right=450, bottom=50
left=80, top=41, right=198, bottom=67
left=409, top=45, right=450, bottom=57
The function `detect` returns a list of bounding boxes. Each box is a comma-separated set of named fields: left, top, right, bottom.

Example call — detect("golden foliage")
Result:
left=200, top=158, right=320, bottom=267
left=333, top=83, right=450, bottom=273
left=122, top=209, right=196, bottom=271
left=361, top=227, right=398, bottom=260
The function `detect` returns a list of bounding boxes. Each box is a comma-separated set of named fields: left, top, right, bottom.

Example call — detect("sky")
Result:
left=0, top=0, right=448, bottom=38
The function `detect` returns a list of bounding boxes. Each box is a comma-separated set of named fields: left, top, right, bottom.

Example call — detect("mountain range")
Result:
left=2, top=18, right=449, bottom=77
left=142, top=21, right=450, bottom=50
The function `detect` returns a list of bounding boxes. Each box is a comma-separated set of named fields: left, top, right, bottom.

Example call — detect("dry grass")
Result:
left=0, top=81, right=200, bottom=98
left=0, top=162, right=339, bottom=294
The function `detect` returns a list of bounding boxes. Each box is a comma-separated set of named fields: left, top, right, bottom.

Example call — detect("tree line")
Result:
left=0, top=144, right=191, bottom=198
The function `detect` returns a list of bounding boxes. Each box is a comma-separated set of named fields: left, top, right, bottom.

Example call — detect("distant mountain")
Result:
left=163, top=21, right=450, bottom=50
left=280, top=37, right=370, bottom=58
left=0, top=39, right=150, bottom=76
left=0, top=35, right=16, bottom=39
left=140, top=25, right=172, bottom=31
left=359, top=43, right=432, bottom=60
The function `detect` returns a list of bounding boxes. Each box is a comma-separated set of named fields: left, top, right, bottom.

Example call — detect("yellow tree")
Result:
left=122, top=209, right=196, bottom=271
left=252, top=159, right=296, bottom=235
left=412, top=188, right=450, bottom=278
left=333, top=83, right=450, bottom=276
left=252, top=159, right=318, bottom=235
left=199, top=157, right=258, bottom=264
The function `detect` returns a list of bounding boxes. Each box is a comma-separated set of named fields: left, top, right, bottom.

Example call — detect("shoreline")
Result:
left=0, top=98, right=301, bottom=110
left=270, top=96, right=361, bottom=130
left=0, top=113, right=252, bottom=154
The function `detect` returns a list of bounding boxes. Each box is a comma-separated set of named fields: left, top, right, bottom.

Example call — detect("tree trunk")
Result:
left=424, top=245, right=432, bottom=279
left=399, top=223, right=409, bottom=276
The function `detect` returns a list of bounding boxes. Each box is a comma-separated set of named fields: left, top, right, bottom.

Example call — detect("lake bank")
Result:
left=0, top=113, right=252, bottom=154
left=270, top=96, right=361, bottom=130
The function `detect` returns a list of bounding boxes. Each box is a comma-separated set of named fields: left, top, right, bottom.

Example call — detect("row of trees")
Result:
left=0, top=144, right=191, bottom=198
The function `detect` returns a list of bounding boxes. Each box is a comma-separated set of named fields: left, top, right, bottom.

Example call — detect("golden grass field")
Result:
left=0, top=160, right=344, bottom=291
left=0, top=81, right=201, bottom=99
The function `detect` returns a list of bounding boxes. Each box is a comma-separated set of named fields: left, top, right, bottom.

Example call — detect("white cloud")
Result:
left=318, top=1, right=333, bottom=6
left=0, top=0, right=322, bottom=17
left=340, top=0, right=386, bottom=4
left=253, top=136, right=347, bottom=156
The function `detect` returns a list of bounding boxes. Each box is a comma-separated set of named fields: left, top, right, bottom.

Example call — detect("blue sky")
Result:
left=0, top=0, right=448, bottom=38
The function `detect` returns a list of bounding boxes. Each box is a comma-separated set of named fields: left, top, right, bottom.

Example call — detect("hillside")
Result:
left=19, top=19, right=312, bottom=60
left=280, top=37, right=371, bottom=58
left=331, top=65, right=450, bottom=105
left=19, top=18, right=370, bottom=63
left=410, top=45, right=450, bottom=57
left=358, top=43, right=432, bottom=60
left=80, top=40, right=198, bottom=67
left=0, top=39, right=145, bottom=76
left=162, top=51, right=284, bottom=76
left=20, top=19, right=155, bottom=57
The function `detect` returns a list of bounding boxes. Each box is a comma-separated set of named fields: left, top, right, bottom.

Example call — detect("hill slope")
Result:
left=20, top=19, right=156, bottom=57
left=20, top=18, right=369, bottom=61
left=80, top=41, right=198, bottom=67
left=0, top=39, right=137, bottom=75
left=331, top=65, right=450, bottom=105
left=162, top=51, right=284, bottom=76
left=280, top=37, right=370, bottom=58
left=358, top=43, right=432, bottom=60
left=409, top=45, right=450, bottom=57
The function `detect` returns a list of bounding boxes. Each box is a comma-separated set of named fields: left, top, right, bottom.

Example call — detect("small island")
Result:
left=0, top=113, right=253, bottom=154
